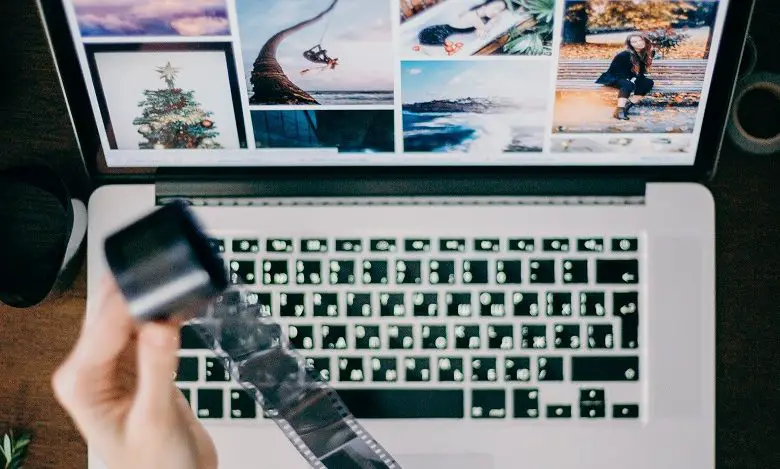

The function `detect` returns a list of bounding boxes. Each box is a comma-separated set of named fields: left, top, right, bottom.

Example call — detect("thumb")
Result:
left=134, top=321, right=181, bottom=418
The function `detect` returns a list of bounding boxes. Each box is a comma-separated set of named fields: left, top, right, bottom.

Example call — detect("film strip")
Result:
left=188, top=287, right=401, bottom=469
left=103, top=201, right=402, bottom=469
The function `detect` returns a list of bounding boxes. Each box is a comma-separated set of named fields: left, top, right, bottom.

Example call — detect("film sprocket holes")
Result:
left=104, top=201, right=401, bottom=469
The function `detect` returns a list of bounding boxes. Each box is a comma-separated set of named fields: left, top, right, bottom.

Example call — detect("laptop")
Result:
left=38, top=0, right=754, bottom=467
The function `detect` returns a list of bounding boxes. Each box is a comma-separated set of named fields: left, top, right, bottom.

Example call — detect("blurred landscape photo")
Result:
left=401, top=60, right=551, bottom=153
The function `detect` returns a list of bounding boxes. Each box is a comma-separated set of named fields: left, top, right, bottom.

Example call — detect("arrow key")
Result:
left=596, top=259, right=638, bottom=284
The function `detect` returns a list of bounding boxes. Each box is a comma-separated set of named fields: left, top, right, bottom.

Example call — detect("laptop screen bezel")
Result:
left=37, top=0, right=755, bottom=186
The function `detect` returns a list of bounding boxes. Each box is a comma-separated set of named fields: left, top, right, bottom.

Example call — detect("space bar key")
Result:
left=336, top=389, right=464, bottom=419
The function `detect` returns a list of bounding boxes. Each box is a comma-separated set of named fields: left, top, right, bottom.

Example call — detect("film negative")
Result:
left=103, top=201, right=401, bottom=469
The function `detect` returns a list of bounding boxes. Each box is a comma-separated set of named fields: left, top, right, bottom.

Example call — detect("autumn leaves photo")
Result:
left=551, top=0, right=722, bottom=154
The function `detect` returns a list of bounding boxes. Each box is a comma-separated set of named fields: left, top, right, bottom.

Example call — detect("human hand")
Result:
left=52, top=275, right=217, bottom=469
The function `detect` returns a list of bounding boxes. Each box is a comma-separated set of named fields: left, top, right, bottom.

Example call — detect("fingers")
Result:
left=71, top=275, right=135, bottom=367
left=134, top=320, right=181, bottom=419
left=174, top=390, right=219, bottom=469
left=53, top=276, right=134, bottom=403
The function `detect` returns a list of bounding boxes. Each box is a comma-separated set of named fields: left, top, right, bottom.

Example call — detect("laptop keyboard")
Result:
left=176, top=235, right=642, bottom=421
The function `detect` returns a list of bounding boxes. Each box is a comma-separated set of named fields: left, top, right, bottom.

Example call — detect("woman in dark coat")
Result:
left=596, top=34, right=655, bottom=120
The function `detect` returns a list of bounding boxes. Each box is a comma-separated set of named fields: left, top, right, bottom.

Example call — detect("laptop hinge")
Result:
left=155, top=174, right=646, bottom=207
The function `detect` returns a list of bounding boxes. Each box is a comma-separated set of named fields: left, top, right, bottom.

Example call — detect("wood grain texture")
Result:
left=0, top=265, right=87, bottom=469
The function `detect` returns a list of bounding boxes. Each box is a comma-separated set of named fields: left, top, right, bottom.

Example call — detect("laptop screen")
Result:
left=60, top=0, right=731, bottom=168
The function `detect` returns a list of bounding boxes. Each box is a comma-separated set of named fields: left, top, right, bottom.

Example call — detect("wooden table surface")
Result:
left=0, top=1, right=778, bottom=468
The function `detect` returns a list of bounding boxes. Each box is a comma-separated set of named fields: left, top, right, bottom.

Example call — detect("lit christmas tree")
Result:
left=133, top=61, right=222, bottom=149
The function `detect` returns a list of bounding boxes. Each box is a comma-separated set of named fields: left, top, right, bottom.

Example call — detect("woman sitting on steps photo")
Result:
left=596, top=33, right=656, bottom=120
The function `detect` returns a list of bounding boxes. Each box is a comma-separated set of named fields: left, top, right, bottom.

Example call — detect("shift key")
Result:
left=596, top=260, right=639, bottom=284
left=572, top=356, right=639, bottom=381
left=337, top=389, right=464, bottom=418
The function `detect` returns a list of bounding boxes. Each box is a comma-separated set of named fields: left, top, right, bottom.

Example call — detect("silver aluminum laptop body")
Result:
left=36, top=0, right=755, bottom=467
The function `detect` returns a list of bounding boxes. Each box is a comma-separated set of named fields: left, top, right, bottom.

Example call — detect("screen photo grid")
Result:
left=62, top=0, right=727, bottom=165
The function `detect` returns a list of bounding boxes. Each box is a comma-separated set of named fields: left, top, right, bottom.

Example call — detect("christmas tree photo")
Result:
left=133, top=61, right=223, bottom=149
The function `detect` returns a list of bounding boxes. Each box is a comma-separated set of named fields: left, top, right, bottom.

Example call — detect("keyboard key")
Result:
left=321, top=325, right=348, bottom=350
left=438, top=357, right=465, bottom=382
left=371, top=239, right=397, bottom=253
left=455, top=325, right=481, bottom=349
left=387, top=325, right=415, bottom=349
left=471, top=390, right=506, bottom=418
left=380, top=293, right=407, bottom=317
left=580, top=388, right=605, bottom=418
left=395, top=260, right=422, bottom=284
left=301, top=239, right=328, bottom=253
left=312, top=293, right=339, bottom=317
left=362, top=260, right=388, bottom=284
left=205, top=357, right=230, bottom=382
left=338, top=357, right=365, bottom=382
left=543, top=238, right=569, bottom=252
left=579, top=292, right=606, bottom=317
left=295, top=260, right=322, bottom=285
left=512, top=292, right=540, bottom=317
left=197, top=389, right=223, bottom=418
left=613, top=404, right=640, bottom=418
left=475, top=238, right=500, bottom=252
left=577, top=238, right=604, bottom=252
left=496, top=260, right=522, bottom=284
left=562, top=259, right=588, bottom=284
left=208, top=238, right=225, bottom=253
left=529, top=260, right=555, bottom=284
left=181, top=325, right=208, bottom=349
left=304, top=357, right=331, bottom=382
left=288, top=325, right=315, bottom=350
left=572, top=356, right=639, bottom=381
left=371, top=357, right=398, bottom=382
left=596, top=259, right=639, bottom=284
left=554, top=324, right=581, bottom=349
left=176, top=357, right=199, bottom=382
left=487, top=325, right=514, bottom=350
left=440, top=238, right=465, bottom=252
left=587, top=324, right=614, bottom=349
left=233, top=239, right=259, bottom=253
left=462, top=260, right=488, bottom=284
left=337, top=389, right=464, bottom=418
left=545, top=292, right=573, bottom=316
left=521, top=325, right=547, bottom=349
left=230, top=389, right=256, bottom=419
left=404, top=357, right=431, bottom=382
left=267, top=239, right=293, bottom=253
left=504, top=357, right=531, bottom=382
left=229, top=260, right=256, bottom=284
left=513, top=389, right=539, bottom=418
left=335, top=239, right=362, bottom=252
left=354, top=325, right=381, bottom=350
left=471, top=357, right=497, bottom=382
left=405, top=239, right=431, bottom=252
left=329, top=260, right=355, bottom=284
left=446, top=292, right=473, bottom=317
left=346, top=292, right=372, bottom=317
left=279, top=293, right=305, bottom=317
left=479, top=292, right=506, bottom=317
left=509, top=238, right=535, bottom=252
left=179, top=388, right=191, bottom=404
left=612, top=238, right=638, bottom=252
left=421, top=325, right=448, bottom=349
left=537, top=356, right=564, bottom=381
left=412, top=292, right=439, bottom=317
left=614, top=292, right=639, bottom=349
left=246, top=292, right=272, bottom=317
left=262, top=260, right=289, bottom=285
left=429, top=260, right=455, bottom=284
left=547, top=405, right=572, bottom=418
